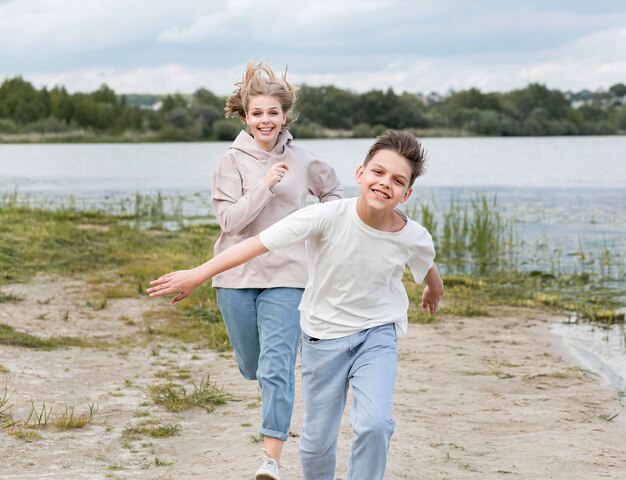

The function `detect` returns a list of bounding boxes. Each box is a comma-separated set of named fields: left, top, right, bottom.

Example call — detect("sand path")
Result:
left=0, top=277, right=624, bottom=479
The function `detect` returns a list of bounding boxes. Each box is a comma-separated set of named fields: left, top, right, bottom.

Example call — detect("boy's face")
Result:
left=356, top=149, right=413, bottom=212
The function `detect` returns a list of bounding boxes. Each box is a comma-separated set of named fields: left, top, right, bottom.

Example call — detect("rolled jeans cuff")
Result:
left=260, top=427, right=289, bottom=442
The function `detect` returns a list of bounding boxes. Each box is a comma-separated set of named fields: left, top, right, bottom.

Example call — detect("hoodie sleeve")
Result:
left=211, top=154, right=275, bottom=235
left=307, top=158, right=343, bottom=203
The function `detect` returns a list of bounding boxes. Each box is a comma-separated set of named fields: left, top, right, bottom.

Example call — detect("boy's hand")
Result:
left=421, top=284, right=443, bottom=315
left=146, top=269, right=202, bottom=303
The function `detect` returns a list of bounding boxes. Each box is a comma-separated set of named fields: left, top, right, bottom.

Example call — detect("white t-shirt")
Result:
left=259, top=197, right=435, bottom=339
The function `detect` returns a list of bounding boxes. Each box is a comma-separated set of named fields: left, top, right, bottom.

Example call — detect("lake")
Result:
left=1, top=136, right=625, bottom=192
left=1, top=135, right=625, bottom=396
left=1, top=136, right=624, bottom=273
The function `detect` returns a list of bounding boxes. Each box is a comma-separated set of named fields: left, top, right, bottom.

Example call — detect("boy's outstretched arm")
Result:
left=146, top=235, right=269, bottom=303
left=421, top=264, right=444, bottom=315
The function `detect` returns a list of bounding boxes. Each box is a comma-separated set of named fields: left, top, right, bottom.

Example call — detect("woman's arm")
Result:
left=211, top=156, right=275, bottom=235
left=307, top=159, right=343, bottom=202
left=146, top=236, right=269, bottom=303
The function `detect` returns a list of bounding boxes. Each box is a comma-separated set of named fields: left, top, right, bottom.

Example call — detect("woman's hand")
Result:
left=146, top=269, right=203, bottom=303
left=263, top=162, right=289, bottom=189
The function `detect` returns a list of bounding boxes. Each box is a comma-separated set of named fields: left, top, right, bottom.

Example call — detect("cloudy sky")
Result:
left=1, top=0, right=625, bottom=95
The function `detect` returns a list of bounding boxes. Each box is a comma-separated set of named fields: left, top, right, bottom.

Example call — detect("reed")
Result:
left=0, top=388, right=14, bottom=428
left=24, top=401, right=53, bottom=428
left=411, top=194, right=516, bottom=275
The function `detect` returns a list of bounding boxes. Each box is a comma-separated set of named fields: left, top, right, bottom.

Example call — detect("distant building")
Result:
left=146, top=100, right=163, bottom=112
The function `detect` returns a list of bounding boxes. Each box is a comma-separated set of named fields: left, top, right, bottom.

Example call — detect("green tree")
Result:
left=443, top=88, right=502, bottom=112
left=192, top=88, right=223, bottom=110
left=505, top=83, right=571, bottom=120
left=0, top=77, right=48, bottom=123
left=213, top=118, right=242, bottom=141
left=298, top=85, right=358, bottom=129
left=49, top=86, right=74, bottom=123
left=191, top=104, right=222, bottom=138
left=161, top=94, right=188, bottom=114
left=72, top=93, right=115, bottom=130
left=90, top=84, right=117, bottom=106
left=609, top=83, right=626, bottom=98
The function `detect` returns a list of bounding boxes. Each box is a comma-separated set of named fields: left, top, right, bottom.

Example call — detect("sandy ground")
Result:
left=0, top=276, right=624, bottom=480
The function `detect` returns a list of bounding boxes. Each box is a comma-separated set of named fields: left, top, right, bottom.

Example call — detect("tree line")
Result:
left=0, top=76, right=625, bottom=141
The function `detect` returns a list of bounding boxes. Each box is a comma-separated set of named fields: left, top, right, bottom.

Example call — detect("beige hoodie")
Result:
left=211, top=129, right=342, bottom=288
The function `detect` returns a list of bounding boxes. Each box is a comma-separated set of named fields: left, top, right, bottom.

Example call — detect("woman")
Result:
left=211, top=62, right=342, bottom=479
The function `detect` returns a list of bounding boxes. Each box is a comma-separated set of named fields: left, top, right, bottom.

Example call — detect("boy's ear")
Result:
left=400, top=187, right=413, bottom=204
left=355, top=165, right=364, bottom=183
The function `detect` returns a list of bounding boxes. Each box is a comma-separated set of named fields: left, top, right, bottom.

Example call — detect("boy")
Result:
left=147, top=130, right=444, bottom=480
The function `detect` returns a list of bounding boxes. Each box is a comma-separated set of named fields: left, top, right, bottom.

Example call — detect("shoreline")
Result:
left=551, top=321, right=626, bottom=395
left=1, top=277, right=625, bottom=478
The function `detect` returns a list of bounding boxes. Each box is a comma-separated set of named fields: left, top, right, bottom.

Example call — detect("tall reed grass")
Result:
left=409, top=194, right=516, bottom=275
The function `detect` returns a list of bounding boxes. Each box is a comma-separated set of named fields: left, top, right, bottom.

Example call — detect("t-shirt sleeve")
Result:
left=259, top=203, right=320, bottom=254
left=407, top=226, right=436, bottom=283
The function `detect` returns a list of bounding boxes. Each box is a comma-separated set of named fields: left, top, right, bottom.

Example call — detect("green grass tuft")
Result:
left=9, top=429, right=42, bottom=442
left=122, top=420, right=181, bottom=440
left=145, top=375, right=231, bottom=412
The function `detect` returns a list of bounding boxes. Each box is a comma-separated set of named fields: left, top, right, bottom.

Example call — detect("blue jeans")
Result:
left=216, top=287, right=303, bottom=441
left=299, top=324, right=398, bottom=480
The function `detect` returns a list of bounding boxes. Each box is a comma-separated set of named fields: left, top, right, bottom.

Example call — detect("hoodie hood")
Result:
left=229, top=128, right=293, bottom=163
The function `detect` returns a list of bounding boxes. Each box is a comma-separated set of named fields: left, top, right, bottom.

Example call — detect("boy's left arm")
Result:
left=421, top=264, right=444, bottom=314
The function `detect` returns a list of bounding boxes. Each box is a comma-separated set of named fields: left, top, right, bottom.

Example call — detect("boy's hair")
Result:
left=225, top=62, right=298, bottom=126
left=363, top=130, right=427, bottom=186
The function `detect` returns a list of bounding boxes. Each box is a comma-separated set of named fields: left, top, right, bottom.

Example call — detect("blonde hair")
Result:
left=225, top=62, right=298, bottom=125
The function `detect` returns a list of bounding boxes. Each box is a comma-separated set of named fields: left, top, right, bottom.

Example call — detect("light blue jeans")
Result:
left=299, top=323, right=398, bottom=480
left=216, top=287, right=303, bottom=441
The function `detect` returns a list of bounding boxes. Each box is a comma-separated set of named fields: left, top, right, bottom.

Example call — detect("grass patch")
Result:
left=154, top=457, right=174, bottom=467
left=1, top=203, right=230, bottom=348
left=9, top=429, right=42, bottom=442
left=0, top=202, right=220, bottom=290
left=408, top=269, right=625, bottom=328
left=51, top=403, right=99, bottom=430
left=122, top=420, right=181, bottom=440
left=0, top=393, right=98, bottom=431
left=145, top=375, right=231, bottom=412
left=0, top=323, right=90, bottom=350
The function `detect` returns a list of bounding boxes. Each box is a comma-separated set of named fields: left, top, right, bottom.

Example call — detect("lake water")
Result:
left=1, top=136, right=625, bottom=392
left=1, top=136, right=624, bottom=272
left=2, top=136, right=625, bottom=192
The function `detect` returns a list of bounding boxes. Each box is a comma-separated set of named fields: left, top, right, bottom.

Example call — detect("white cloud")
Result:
left=1, top=1, right=625, bottom=93
left=157, top=12, right=241, bottom=43
left=25, top=63, right=246, bottom=94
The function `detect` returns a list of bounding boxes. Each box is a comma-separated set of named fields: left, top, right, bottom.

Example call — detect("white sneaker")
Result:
left=255, top=451, right=280, bottom=480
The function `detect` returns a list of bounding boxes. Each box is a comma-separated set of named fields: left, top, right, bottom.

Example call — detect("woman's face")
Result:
left=245, top=95, right=287, bottom=152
